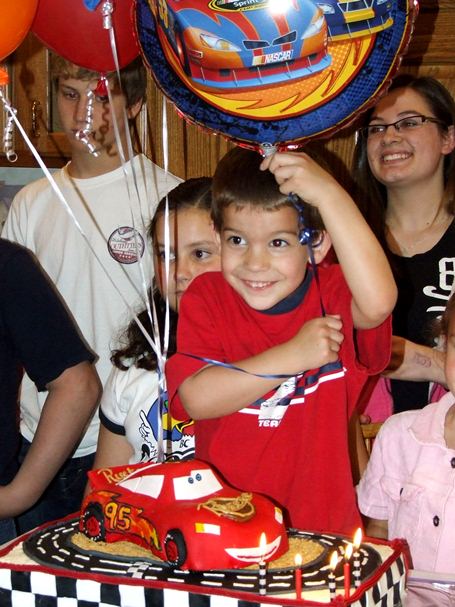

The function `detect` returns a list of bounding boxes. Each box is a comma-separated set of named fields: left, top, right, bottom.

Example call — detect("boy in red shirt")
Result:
left=166, top=147, right=396, bottom=535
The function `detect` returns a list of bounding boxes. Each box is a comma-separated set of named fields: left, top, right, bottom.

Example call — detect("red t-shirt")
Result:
left=166, top=267, right=391, bottom=534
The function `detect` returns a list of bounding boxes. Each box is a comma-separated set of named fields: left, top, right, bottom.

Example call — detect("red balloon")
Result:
left=32, top=0, right=139, bottom=72
left=0, top=0, right=38, bottom=62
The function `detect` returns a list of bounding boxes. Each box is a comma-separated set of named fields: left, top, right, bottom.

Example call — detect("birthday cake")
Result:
left=0, top=460, right=409, bottom=606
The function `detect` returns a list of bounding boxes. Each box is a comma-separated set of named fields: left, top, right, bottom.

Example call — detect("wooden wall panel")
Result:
left=145, top=0, right=455, bottom=183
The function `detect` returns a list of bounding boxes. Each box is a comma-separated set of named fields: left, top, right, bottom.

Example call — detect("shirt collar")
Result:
left=410, top=391, right=455, bottom=447
left=261, top=269, right=313, bottom=315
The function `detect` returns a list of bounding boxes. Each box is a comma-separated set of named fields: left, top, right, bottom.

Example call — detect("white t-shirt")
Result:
left=100, top=364, right=195, bottom=463
left=2, top=154, right=181, bottom=456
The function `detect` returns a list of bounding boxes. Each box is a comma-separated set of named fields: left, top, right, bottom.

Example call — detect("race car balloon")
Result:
left=151, top=0, right=331, bottom=92
left=136, top=0, right=419, bottom=149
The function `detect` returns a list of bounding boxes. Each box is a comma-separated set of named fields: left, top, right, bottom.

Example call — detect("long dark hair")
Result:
left=111, top=177, right=212, bottom=371
left=353, top=75, right=455, bottom=250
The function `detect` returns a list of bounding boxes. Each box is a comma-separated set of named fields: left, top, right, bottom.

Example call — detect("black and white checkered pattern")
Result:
left=0, top=568, right=281, bottom=607
left=0, top=550, right=407, bottom=607
left=355, top=557, right=406, bottom=607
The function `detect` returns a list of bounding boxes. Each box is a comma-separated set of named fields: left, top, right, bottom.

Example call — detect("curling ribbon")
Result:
left=101, top=0, right=113, bottom=29
left=0, top=87, right=17, bottom=162
left=75, top=87, right=100, bottom=157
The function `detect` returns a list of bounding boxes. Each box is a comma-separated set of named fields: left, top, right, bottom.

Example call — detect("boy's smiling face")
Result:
left=220, top=204, right=310, bottom=310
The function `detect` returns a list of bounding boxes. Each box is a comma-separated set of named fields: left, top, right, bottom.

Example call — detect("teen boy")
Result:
left=167, top=147, right=396, bottom=535
left=0, top=239, right=100, bottom=543
left=2, top=55, right=180, bottom=531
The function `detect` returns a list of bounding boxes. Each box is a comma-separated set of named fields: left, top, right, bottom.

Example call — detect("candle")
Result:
left=258, top=532, right=267, bottom=596
left=328, top=550, right=338, bottom=600
left=294, top=553, right=302, bottom=599
left=353, top=528, right=362, bottom=588
left=344, top=542, right=353, bottom=599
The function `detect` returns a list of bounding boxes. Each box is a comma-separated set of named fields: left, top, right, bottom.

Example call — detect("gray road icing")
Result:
left=23, top=520, right=381, bottom=595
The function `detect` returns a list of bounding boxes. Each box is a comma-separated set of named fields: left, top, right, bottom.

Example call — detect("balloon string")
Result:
left=152, top=97, right=172, bottom=462
left=105, top=5, right=156, bottom=334
left=1, top=88, right=17, bottom=163
left=105, top=7, right=160, bottom=354
left=181, top=352, right=301, bottom=381
left=161, top=98, right=171, bottom=360
left=104, top=0, right=169, bottom=460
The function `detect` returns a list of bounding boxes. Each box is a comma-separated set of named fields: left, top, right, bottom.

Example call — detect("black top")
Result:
left=0, top=239, right=94, bottom=485
left=390, top=219, right=455, bottom=412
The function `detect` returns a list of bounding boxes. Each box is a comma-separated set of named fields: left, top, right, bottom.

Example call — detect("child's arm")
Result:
left=84, top=425, right=135, bottom=497
left=261, top=152, right=397, bottom=330
left=385, top=336, right=446, bottom=384
left=179, top=314, right=343, bottom=419
left=0, top=362, right=100, bottom=518
left=92, top=425, right=134, bottom=471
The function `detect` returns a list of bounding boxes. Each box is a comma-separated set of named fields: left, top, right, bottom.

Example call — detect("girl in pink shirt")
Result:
left=357, top=292, right=455, bottom=605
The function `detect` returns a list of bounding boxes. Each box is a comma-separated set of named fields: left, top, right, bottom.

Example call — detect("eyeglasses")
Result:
left=359, top=115, right=446, bottom=139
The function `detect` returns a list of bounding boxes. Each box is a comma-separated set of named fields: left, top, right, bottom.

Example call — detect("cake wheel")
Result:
left=82, top=503, right=106, bottom=542
left=164, top=529, right=187, bottom=567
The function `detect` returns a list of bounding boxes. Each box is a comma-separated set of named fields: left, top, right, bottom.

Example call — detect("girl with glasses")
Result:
left=353, top=75, right=455, bottom=419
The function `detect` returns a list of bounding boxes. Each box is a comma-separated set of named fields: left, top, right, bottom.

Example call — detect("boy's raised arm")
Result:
left=261, top=152, right=397, bottom=329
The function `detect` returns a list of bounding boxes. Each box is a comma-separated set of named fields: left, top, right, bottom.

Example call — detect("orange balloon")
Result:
left=0, top=0, right=38, bottom=61
left=0, top=68, right=8, bottom=85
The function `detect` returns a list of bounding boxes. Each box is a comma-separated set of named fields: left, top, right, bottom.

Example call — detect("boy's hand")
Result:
left=292, top=314, right=343, bottom=371
left=260, top=151, right=340, bottom=209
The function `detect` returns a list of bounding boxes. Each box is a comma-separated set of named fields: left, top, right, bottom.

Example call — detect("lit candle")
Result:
left=344, top=542, right=353, bottom=599
left=328, top=550, right=338, bottom=600
left=294, top=553, right=302, bottom=599
left=353, top=528, right=362, bottom=589
left=258, top=532, right=267, bottom=596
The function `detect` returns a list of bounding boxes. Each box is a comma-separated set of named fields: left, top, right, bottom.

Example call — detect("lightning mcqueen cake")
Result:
left=0, top=460, right=409, bottom=606
left=79, top=459, right=289, bottom=570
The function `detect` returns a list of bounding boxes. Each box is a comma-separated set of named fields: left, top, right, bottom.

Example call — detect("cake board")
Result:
left=0, top=517, right=409, bottom=607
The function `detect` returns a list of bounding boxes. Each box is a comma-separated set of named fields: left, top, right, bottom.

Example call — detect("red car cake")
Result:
left=80, top=459, right=288, bottom=570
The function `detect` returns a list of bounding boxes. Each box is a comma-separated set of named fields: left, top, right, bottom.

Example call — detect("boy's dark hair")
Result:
left=50, top=54, right=146, bottom=109
left=353, top=75, right=455, bottom=249
left=211, top=146, right=325, bottom=241
left=111, top=177, right=212, bottom=371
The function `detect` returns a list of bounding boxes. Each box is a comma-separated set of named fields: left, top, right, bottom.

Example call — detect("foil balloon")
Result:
left=135, top=0, right=419, bottom=149
left=0, top=0, right=38, bottom=62
left=32, top=0, right=139, bottom=72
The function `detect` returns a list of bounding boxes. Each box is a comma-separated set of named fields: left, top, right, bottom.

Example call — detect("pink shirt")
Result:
left=357, top=392, right=455, bottom=574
